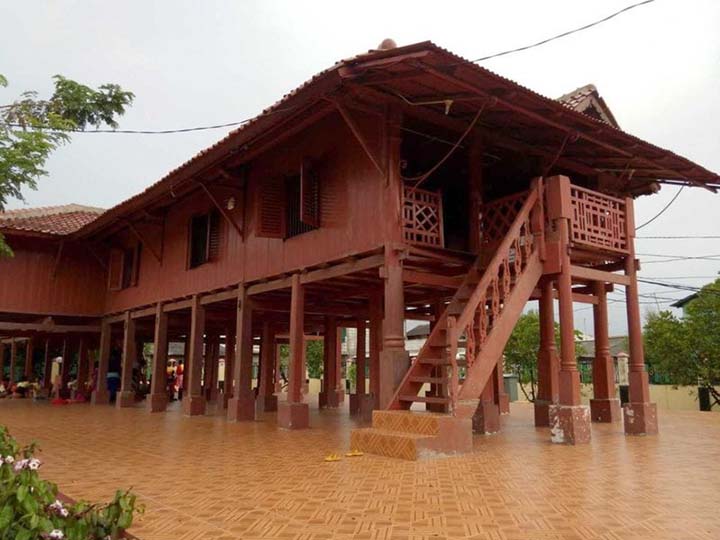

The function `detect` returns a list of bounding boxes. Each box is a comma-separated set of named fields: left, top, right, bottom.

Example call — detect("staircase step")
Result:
left=418, top=357, right=449, bottom=366
left=371, top=410, right=442, bottom=435
left=349, top=428, right=431, bottom=460
left=399, top=395, right=451, bottom=404
left=409, top=376, right=447, bottom=384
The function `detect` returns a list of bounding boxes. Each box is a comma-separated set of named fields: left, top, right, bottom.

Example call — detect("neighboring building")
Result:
left=577, top=336, right=629, bottom=386
left=2, top=40, right=719, bottom=455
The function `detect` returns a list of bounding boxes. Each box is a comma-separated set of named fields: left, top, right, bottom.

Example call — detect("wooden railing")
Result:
left=569, top=185, right=628, bottom=253
left=447, top=182, right=542, bottom=410
left=479, top=190, right=530, bottom=245
left=403, top=186, right=444, bottom=248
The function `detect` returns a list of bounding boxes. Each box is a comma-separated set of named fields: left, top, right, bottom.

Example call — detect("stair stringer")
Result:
left=457, top=250, right=544, bottom=402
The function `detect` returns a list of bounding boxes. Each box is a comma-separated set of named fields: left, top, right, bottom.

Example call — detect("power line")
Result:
left=637, top=235, right=720, bottom=240
left=635, top=186, right=684, bottom=230
left=471, top=0, right=657, bottom=63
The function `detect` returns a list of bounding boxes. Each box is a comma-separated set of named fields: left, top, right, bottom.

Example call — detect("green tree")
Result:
left=644, top=278, right=720, bottom=409
left=503, top=311, right=585, bottom=402
left=276, top=341, right=325, bottom=381
left=0, top=74, right=134, bottom=255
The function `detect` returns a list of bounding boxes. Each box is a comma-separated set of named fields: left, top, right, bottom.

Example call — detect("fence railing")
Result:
left=569, top=185, right=628, bottom=253
left=403, top=186, right=444, bottom=248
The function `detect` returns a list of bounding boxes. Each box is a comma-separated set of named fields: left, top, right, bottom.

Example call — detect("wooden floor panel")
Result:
left=0, top=400, right=717, bottom=540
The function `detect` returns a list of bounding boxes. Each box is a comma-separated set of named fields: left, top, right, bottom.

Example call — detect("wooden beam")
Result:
left=0, top=322, right=100, bottom=334
left=570, top=265, right=630, bottom=286
left=332, top=100, right=385, bottom=176
left=200, top=288, right=240, bottom=306
left=195, top=181, right=244, bottom=239
left=125, top=220, right=162, bottom=263
left=403, top=269, right=463, bottom=289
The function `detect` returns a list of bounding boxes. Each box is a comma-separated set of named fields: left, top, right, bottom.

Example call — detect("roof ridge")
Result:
left=1, top=203, right=105, bottom=219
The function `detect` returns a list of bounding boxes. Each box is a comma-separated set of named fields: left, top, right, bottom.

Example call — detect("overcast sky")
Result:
left=1, top=0, right=719, bottom=335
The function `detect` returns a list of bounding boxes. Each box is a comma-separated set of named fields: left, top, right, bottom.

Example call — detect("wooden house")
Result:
left=1, top=41, right=719, bottom=458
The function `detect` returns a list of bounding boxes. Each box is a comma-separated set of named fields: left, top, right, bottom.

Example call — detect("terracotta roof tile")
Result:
left=0, top=204, right=104, bottom=235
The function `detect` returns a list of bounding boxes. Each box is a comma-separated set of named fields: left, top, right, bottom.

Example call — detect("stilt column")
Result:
left=9, top=339, right=17, bottom=384
left=623, top=199, right=658, bottom=434
left=228, top=285, right=256, bottom=421
left=92, top=323, right=111, bottom=405
left=256, top=321, right=278, bottom=413
left=148, top=304, right=169, bottom=412
left=183, top=295, right=207, bottom=415
left=117, top=312, right=136, bottom=408
left=546, top=175, right=591, bottom=444
left=76, top=339, right=89, bottom=399
left=278, top=274, right=309, bottom=428
left=221, top=324, right=235, bottom=408
left=590, top=282, right=621, bottom=422
left=369, top=292, right=382, bottom=410
left=380, top=245, right=408, bottom=409
left=320, top=316, right=341, bottom=408
left=24, top=338, right=34, bottom=379
left=534, top=279, right=560, bottom=426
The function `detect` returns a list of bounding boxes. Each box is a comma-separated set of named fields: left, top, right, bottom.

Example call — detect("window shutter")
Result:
left=208, top=211, right=222, bottom=261
left=108, top=249, right=124, bottom=291
left=130, top=244, right=142, bottom=286
left=300, top=159, right=320, bottom=228
left=256, top=176, right=285, bottom=238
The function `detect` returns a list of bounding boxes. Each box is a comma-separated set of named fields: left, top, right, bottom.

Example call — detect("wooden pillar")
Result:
left=379, top=245, right=408, bottom=409
left=320, top=316, right=340, bottom=408
left=534, top=279, right=560, bottom=426
left=274, top=342, right=283, bottom=392
left=256, top=321, right=278, bottom=413
left=24, top=337, right=34, bottom=379
left=623, top=198, right=658, bottom=434
left=369, top=292, right=382, bottom=409
left=182, top=295, right=207, bottom=416
left=228, top=285, right=255, bottom=421
left=92, top=322, right=111, bottom=405
left=589, top=282, right=621, bottom=422
left=546, top=175, right=590, bottom=444
left=336, top=326, right=345, bottom=403
left=117, top=311, right=136, bottom=408
left=204, top=333, right=220, bottom=402
left=59, top=338, right=69, bottom=390
left=75, top=338, right=89, bottom=399
left=42, top=339, right=52, bottom=391
left=9, top=339, right=17, bottom=384
left=222, top=323, right=236, bottom=408
left=355, top=320, right=367, bottom=395
left=0, top=342, right=5, bottom=385
left=278, top=274, right=310, bottom=428
left=148, top=304, right=169, bottom=412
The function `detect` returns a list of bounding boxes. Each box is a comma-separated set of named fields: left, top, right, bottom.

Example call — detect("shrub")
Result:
left=0, top=426, right=141, bottom=540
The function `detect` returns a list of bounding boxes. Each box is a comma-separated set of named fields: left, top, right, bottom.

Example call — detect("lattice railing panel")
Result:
left=403, top=186, right=444, bottom=248
left=570, top=185, right=628, bottom=253
left=480, top=191, right=529, bottom=245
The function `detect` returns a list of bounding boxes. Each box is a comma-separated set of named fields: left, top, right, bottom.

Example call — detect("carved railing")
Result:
left=479, top=190, right=530, bottom=245
left=403, top=186, right=444, bottom=248
left=447, top=182, right=541, bottom=410
left=569, top=185, right=628, bottom=253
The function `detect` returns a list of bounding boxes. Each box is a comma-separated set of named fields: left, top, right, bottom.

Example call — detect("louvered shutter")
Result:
left=208, top=211, right=222, bottom=261
left=256, top=177, right=285, bottom=238
left=130, top=243, right=142, bottom=286
left=300, top=158, right=320, bottom=228
left=108, top=249, right=124, bottom=291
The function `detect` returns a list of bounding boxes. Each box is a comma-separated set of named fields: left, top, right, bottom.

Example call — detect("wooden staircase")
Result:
left=351, top=181, right=545, bottom=459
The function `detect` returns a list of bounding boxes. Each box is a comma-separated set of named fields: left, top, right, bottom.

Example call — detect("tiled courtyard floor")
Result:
left=1, top=399, right=718, bottom=540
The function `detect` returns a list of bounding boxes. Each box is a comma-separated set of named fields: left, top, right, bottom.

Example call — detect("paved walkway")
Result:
left=1, top=399, right=718, bottom=540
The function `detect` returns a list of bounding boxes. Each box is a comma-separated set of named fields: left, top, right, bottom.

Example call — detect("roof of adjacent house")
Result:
left=70, top=40, right=719, bottom=239
left=0, top=204, right=105, bottom=236
left=577, top=336, right=628, bottom=359
left=671, top=293, right=698, bottom=308
left=407, top=323, right=430, bottom=339
left=557, top=84, right=620, bottom=128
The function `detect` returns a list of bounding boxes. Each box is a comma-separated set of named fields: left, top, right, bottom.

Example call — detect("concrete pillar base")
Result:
left=91, top=390, right=110, bottom=406
left=498, top=393, right=510, bottom=414
left=319, top=389, right=343, bottom=408
left=456, top=400, right=500, bottom=434
left=182, top=394, right=206, bottom=416
left=277, top=401, right=310, bottom=429
left=256, top=394, right=278, bottom=414
left=533, top=399, right=554, bottom=427
left=116, top=391, right=135, bottom=409
left=590, top=398, right=622, bottom=423
left=227, top=391, right=256, bottom=422
left=350, top=393, right=375, bottom=422
left=623, top=402, right=658, bottom=435
left=549, top=404, right=591, bottom=445
left=146, top=393, right=168, bottom=413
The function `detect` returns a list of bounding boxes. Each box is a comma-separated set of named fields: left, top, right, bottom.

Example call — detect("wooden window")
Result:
left=255, top=176, right=285, bottom=238
left=108, top=249, right=123, bottom=291
left=188, top=211, right=221, bottom=268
